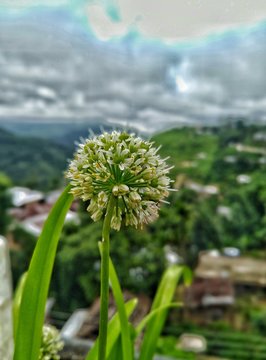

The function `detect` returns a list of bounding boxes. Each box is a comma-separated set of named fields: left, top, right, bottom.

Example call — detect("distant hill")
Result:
left=0, top=120, right=97, bottom=144
left=2, top=122, right=266, bottom=191
left=1, top=120, right=118, bottom=146
left=152, top=123, right=266, bottom=186
left=0, top=127, right=72, bottom=190
left=0, top=120, right=138, bottom=146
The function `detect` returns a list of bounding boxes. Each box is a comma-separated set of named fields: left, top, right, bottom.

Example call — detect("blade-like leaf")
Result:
left=14, top=185, right=73, bottom=360
left=138, top=265, right=184, bottom=360
left=182, top=266, right=193, bottom=287
left=108, top=336, right=123, bottom=360
left=99, top=243, right=134, bottom=360
left=86, top=298, right=138, bottom=360
left=135, top=302, right=182, bottom=336
left=109, top=256, right=134, bottom=360
left=13, top=272, right=28, bottom=340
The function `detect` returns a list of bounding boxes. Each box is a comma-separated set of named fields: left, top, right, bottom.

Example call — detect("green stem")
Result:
left=98, top=195, right=115, bottom=360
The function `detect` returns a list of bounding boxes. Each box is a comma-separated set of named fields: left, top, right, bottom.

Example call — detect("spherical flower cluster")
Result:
left=39, top=325, right=63, bottom=360
left=66, top=131, right=172, bottom=230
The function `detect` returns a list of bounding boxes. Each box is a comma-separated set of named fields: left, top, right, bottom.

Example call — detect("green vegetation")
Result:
left=0, top=172, right=12, bottom=234
left=14, top=187, right=73, bottom=360
left=153, top=123, right=266, bottom=256
left=0, top=128, right=71, bottom=190
left=13, top=183, right=187, bottom=360
left=153, top=127, right=218, bottom=182
left=4, top=122, right=266, bottom=358
left=7, top=123, right=266, bottom=307
left=164, top=326, right=266, bottom=360
left=156, top=336, right=196, bottom=359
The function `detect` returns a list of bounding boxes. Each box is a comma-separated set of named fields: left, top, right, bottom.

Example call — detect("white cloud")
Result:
left=87, top=0, right=266, bottom=41
left=86, top=4, right=128, bottom=40
left=2, top=0, right=266, bottom=43
left=0, top=0, right=70, bottom=8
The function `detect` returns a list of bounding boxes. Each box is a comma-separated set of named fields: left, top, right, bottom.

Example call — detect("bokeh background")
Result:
left=2, top=1, right=266, bottom=359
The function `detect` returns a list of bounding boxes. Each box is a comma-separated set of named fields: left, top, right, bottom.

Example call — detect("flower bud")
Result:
left=112, top=184, right=129, bottom=197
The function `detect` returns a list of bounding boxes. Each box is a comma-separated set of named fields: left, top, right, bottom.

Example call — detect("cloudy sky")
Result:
left=1, top=0, right=266, bottom=41
left=0, top=0, right=266, bottom=132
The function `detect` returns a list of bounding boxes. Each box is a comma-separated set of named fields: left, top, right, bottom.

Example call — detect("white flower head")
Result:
left=39, top=325, right=63, bottom=360
left=66, top=131, right=172, bottom=230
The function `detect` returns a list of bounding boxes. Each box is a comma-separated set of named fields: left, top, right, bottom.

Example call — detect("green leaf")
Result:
left=138, top=265, right=184, bottom=360
left=135, top=302, right=182, bottom=336
left=86, top=298, right=138, bottom=360
left=14, top=185, right=73, bottom=360
left=182, top=266, right=193, bottom=287
left=109, top=256, right=134, bottom=360
left=99, top=243, right=134, bottom=360
left=108, top=336, right=123, bottom=360
left=13, top=272, right=28, bottom=340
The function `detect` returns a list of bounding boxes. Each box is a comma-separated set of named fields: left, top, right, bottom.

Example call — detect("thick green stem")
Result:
left=98, top=195, right=115, bottom=360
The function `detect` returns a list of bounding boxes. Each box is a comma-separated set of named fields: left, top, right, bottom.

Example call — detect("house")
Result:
left=21, top=210, right=79, bottom=237
left=174, top=174, right=219, bottom=197
left=8, top=186, right=44, bottom=208
left=196, top=250, right=266, bottom=288
left=183, top=249, right=266, bottom=325
left=8, top=186, right=47, bottom=221
left=8, top=186, right=79, bottom=237
left=183, top=276, right=235, bottom=325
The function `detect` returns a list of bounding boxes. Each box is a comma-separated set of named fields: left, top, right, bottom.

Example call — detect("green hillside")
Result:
left=152, top=127, right=218, bottom=182
left=7, top=123, right=266, bottom=339
left=151, top=124, right=266, bottom=254
left=0, top=128, right=71, bottom=190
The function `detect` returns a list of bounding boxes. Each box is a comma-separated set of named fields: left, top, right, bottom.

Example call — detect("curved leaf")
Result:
left=13, top=272, right=28, bottom=340
left=135, top=302, right=182, bottom=336
left=86, top=298, right=138, bottom=360
left=138, top=265, right=184, bottom=360
left=14, top=185, right=73, bottom=360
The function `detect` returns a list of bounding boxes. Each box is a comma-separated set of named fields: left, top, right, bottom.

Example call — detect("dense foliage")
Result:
left=6, top=123, right=266, bottom=313
left=0, top=128, right=71, bottom=190
left=4, top=122, right=266, bottom=360
left=152, top=123, right=266, bottom=255
left=0, top=172, right=12, bottom=234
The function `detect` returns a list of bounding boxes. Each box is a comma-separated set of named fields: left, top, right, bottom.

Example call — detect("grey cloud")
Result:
left=1, top=14, right=266, bottom=131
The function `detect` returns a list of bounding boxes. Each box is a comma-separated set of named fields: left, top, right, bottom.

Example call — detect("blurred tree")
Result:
left=52, top=220, right=166, bottom=311
left=9, top=225, right=36, bottom=287
left=0, top=172, right=12, bottom=235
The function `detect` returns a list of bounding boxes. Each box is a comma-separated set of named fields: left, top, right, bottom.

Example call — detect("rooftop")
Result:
left=8, top=186, right=44, bottom=207
left=21, top=211, right=80, bottom=237
left=196, top=251, right=266, bottom=287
